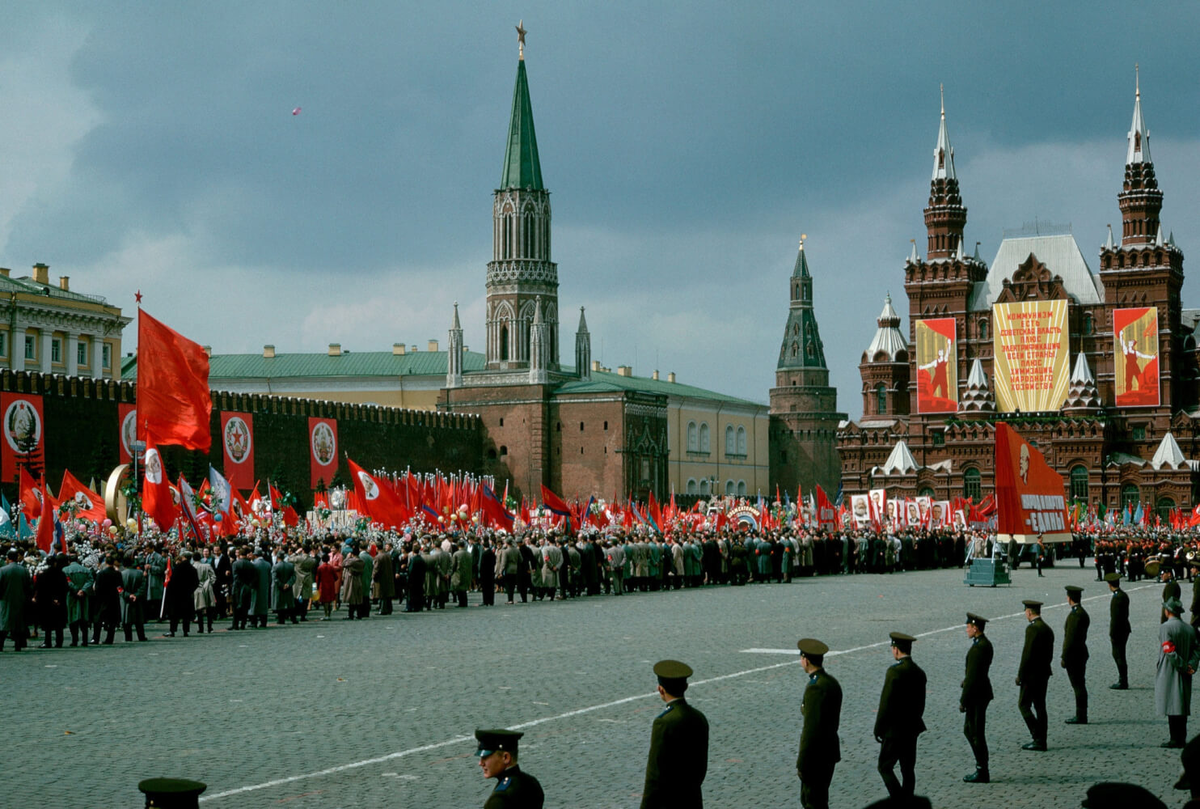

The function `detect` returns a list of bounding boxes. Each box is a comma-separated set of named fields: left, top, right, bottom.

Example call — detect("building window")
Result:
left=736, top=426, right=747, bottom=455
left=875, top=383, right=887, bottom=415
left=918, top=486, right=935, bottom=498
left=499, top=418, right=504, bottom=427
left=737, top=480, right=746, bottom=496
left=499, top=445, right=508, bottom=456
left=1083, top=313, right=1093, bottom=335
left=725, top=479, right=735, bottom=496
left=102, top=343, right=112, bottom=369
left=500, top=325, right=509, bottom=361
left=963, top=468, right=982, bottom=501
left=0, top=332, right=7, bottom=359
left=579, top=422, right=584, bottom=432
left=979, top=318, right=988, bottom=340
left=687, top=421, right=698, bottom=452
left=1070, top=465, right=1089, bottom=502
left=930, top=429, right=945, bottom=447
left=725, top=425, right=735, bottom=455
left=1120, top=483, right=1139, bottom=509
left=1132, top=424, right=1146, bottom=441
left=1157, top=497, right=1176, bottom=521
left=603, top=421, right=608, bottom=431
left=51, top=338, right=62, bottom=364
left=699, top=423, right=710, bottom=452
left=24, top=335, right=34, bottom=361
left=77, top=340, right=88, bottom=367
left=686, top=478, right=698, bottom=495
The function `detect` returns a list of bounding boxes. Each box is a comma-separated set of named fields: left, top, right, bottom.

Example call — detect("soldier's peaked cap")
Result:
left=796, top=638, right=829, bottom=657
left=1064, top=585, right=1084, bottom=595
left=653, top=660, right=693, bottom=680
left=889, top=632, right=916, bottom=650
left=1104, top=572, right=1122, bottom=583
left=474, top=729, right=522, bottom=757
left=1022, top=599, right=1043, bottom=608
left=966, top=612, right=988, bottom=627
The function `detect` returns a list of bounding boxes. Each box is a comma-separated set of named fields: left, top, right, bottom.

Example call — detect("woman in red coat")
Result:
left=315, top=554, right=339, bottom=619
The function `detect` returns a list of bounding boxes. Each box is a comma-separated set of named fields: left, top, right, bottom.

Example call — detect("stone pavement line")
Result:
left=740, top=581, right=1158, bottom=655
left=199, top=580, right=1159, bottom=804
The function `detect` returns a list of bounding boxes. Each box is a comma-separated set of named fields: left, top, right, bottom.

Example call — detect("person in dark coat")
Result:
left=1062, top=585, right=1091, bottom=724
left=34, top=554, right=68, bottom=648
left=641, top=660, right=708, bottom=809
left=1164, top=567, right=1183, bottom=624
left=272, top=551, right=297, bottom=624
left=166, top=552, right=199, bottom=636
left=1017, top=599, right=1055, bottom=750
left=1107, top=572, right=1131, bottom=689
left=961, top=613, right=994, bottom=783
left=373, top=543, right=395, bottom=615
left=212, top=544, right=233, bottom=619
left=251, top=548, right=272, bottom=628
left=119, top=553, right=149, bottom=642
left=0, top=548, right=33, bottom=651
left=479, top=541, right=496, bottom=606
left=874, top=632, right=927, bottom=801
left=475, top=728, right=544, bottom=809
left=231, top=547, right=257, bottom=630
left=796, top=638, right=841, bottom=809
left=90, top=554, right=121, bottom=645
left=406, top=548, right=426, bottom=612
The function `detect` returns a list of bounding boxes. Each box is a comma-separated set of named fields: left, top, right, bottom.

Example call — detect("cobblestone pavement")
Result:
left=6, top=562, right=1189, bottom=808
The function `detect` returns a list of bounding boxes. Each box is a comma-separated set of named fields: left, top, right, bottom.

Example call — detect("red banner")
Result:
left=994, top=421, right=1070, bottom=543
left=119, top=403, right=137, bottom=464
left=309, top=417, right=338, bottom=489
left=915, top=317, right=957, bottom=413
left=1, top=393, right=45, bottom=483
left=1113, top=306, right=1159, bottom=408
left=221, top=412, right=255, bottom=480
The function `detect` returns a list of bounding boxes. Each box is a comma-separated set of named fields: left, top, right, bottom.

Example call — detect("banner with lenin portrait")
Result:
left=1113, top=307, right=1159, bottom=408
left=915, top=317, right=957, bottom=413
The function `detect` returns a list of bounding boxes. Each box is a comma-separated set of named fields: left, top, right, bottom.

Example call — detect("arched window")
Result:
left=875, top=383, right=887, bottom=415
left=918, top=486, right=935, bottom=498
left=500, top=324, right=509, bottom=361
left=1082, top=313, right=1094, bottom=335
left=1121, top=483, right=1140, bottom=509
left=736, top=426, right=747, bottom=455
left=979, top=318, right=989, bottom=340
left=963, top=468, right=982, bottom=501
left=699, top=423, right=710, bottom=453
left=725, top=479, right=736, bottom=496
left=725, top=425, right=735, bottom=455
left=737, top=480, right=747, bottom=496
left=686, top=421, right=698, bottom=452
left=1157, top=497, right=1176, bottom=521
left=686, top=478, right=698, bottom=495
left=699, top=479, right=710, bottom=496
left=1070, top=465, right=1089, bottom=502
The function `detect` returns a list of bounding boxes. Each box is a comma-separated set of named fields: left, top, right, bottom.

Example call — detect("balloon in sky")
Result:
left=292, top=107, right=302, bottom=116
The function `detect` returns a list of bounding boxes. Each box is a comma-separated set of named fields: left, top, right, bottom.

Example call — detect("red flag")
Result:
left=540, top=484, right=573, bottom=532
left=137, top=309, right=212, bottom=451
left=815, top=485, right=837, bottom=531
left=347, top=460, right=409, bottom=528
left=57, top=470, right=107, bottom=523
left=20, top=467, right=42, bottom=520
left=35, top=475, right=55, bottom=553
left=270, top=483, right=300, bottom=528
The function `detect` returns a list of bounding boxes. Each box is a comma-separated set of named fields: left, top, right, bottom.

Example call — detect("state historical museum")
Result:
left=837, top=80, right=1200, bottom=515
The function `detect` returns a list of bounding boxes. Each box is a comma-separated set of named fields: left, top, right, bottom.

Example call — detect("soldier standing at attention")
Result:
left=1017, top=599, right=1054, bottom=751
left=1163, top=566, right=1182, bottom=624
left=474, top=729, right=544, bottom=808
left=874, top=632, right=926, bottom=802
left=1062, top=585, right=1090, bottom=724
left=796, top=638, right=841, bottom=809
left=961, top=613, right=993, bottom=783
left=1107, top=572, right=1131, bottom=689
left=641, top=660, right=709, bottom=809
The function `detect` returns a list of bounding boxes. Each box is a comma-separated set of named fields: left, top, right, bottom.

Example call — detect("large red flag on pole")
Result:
left=137, top=309, right=212, bottom=451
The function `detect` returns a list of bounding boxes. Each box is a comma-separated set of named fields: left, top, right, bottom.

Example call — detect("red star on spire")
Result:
left=135, top=290, right=143, bottom=304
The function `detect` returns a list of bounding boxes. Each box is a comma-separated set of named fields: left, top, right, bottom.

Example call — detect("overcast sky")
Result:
left=3, top=3, right=1199, bottom=414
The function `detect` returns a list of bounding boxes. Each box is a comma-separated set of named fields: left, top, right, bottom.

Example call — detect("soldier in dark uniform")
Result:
left=874, top=632, right=927, bottom=802
left=1017, top=599, right=1054, bottom=750
left=474, top=728, right=544, bottom=808
left=641, top=660, right=709, bottom=809
left=961, top=613, right=993, bottom=783
left=1062, top=585, right=1090, bottom=724
left=1106, top=572, right=1131, bottom=689
left=1163, top=567, right=1182, bottom=624
left=796, top=638, right=841, bottom=809
left=1190, top=558, right=1200, bottom=629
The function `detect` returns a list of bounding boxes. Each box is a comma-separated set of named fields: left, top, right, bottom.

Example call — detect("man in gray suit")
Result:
left=272, top=551, right=297, bottom=624
left=250, top=547, right=272, bottom=628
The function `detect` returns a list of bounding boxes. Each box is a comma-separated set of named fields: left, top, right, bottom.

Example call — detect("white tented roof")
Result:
left=982, top=233, right=1103, bottom=307
left=881, top=440, right=919, bottom=475
left=1151, top=432, right=1186, bottom=470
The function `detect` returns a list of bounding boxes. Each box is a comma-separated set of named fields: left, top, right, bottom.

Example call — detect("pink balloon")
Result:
left=102, top=518, right=113, bottom=528
left=292, top=107, right=302, bottom=116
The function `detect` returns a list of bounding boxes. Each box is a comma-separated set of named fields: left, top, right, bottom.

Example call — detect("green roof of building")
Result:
left=500, top=59, right=543, bottom=190
left=557, top=369, right=763, bottom=407
left=124, top=350, right=488, bottom=381
left=2, top=273, right=115, bottom=308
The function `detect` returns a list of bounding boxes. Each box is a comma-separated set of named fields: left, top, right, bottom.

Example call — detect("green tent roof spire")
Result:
left=500, top=51, right=544, bottom=190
